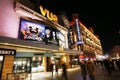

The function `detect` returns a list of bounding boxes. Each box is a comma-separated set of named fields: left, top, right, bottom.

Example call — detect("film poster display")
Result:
left=18, top=19, right=65, bottom=46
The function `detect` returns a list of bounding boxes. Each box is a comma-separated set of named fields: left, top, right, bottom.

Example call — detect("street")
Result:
left=27, top=64, right=120, bottom=80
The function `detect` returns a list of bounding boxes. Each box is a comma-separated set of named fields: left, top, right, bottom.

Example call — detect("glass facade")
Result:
left=13, top=58, right=31, bottom=73
left=31, top=56, right=44, bottom=72
left=13, top=57, right=45, bottom=73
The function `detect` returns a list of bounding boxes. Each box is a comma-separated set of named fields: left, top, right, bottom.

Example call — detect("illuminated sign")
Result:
left=75, top=19, right=84, bottom=44
left=18, top=19, right=59, bottom=46
left=39, top=5, right=58, bottom=21
left=18, top=19, right=46, bottom=43
left=58, top=32, right=65, bottom=48
left=0, top=48, right=16, bottom=55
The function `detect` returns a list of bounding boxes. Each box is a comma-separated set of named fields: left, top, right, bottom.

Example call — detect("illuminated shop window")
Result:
left=13, top=58, right=31, bottom=73
left=31, top=56, right=44, bottom=72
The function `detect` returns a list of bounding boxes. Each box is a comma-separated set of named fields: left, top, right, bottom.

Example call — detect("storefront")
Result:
left=0, top=48, right=16, bottom=80
left=0, top=1, right=73, bottom=80
left=0, top=37, right=62, bottom=79
left=14, top=52, right=55, bottom=73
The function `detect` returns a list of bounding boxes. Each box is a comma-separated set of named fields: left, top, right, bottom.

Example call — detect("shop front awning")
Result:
left=0, top=36, right=83, bottom=56
left=0, top=36, right=59, bottom=53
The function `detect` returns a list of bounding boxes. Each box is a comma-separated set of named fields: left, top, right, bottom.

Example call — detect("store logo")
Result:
left=39, top=5, right=58, bottom=21
left=0, top=49, right=15, bottom=55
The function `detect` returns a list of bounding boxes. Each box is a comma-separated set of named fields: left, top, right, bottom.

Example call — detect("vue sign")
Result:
left=39, top=5, right=58, bottom=21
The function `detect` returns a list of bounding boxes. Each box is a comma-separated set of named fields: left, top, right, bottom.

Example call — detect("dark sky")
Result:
left=40, top=0, right=120, bottom=52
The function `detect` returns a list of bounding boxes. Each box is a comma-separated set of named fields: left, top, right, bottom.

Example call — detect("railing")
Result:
left=6, top=73, right=29, bottom=80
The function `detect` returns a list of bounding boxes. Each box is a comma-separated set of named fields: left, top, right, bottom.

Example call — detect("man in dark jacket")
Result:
left=61, top=62, right=67, bottom=80
left=86, top=59, right=96, bottom=80
left=79, top=60, right=87, bottom=80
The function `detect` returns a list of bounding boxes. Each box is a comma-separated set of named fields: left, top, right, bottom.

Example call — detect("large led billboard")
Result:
left=18, top=19, right=59, bottom=45
left=18, top=19, right=46, bottom=44
left=45, top=26, right=59, bottom=45
left=57, top=32, right=65, bottom=48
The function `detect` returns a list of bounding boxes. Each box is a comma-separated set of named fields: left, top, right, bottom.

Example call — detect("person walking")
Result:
left=55, top=63, right=59, bottom=75
left=79, top=60, right=87, bottom=80
left=115, top=58, right=120, bottom=70
left=50, top=63, right=54, bottom=78
left=61, top=62, right=67, bottom=80
left=86, top=59, right=96, bottom=80
left=103, top=58, right=112, bottom=75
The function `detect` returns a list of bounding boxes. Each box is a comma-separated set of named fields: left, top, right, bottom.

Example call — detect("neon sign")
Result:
left=39, top=5, right=58, bottom=21
left=75, top=19, right=84, bottom=44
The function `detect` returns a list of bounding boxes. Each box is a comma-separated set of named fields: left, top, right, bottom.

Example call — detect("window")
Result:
left=13, top=58, right=31, bottom=73
left=31, top=56, right=44, bottom=72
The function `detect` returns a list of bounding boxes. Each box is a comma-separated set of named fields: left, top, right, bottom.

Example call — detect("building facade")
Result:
left=69, top=13, right=103, bottom=60
left=0, top=0, right=102, bottom=80
left=0, top=0, right=83, bottom=80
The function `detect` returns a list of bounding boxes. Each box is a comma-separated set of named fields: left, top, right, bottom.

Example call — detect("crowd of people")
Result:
left=95, top=58, right=120, bottom=75
left=79, top=57, right=120, bottom=80
left=79, top=59, right=96, bottom=80
left=49, top=57, right=120, bottom=80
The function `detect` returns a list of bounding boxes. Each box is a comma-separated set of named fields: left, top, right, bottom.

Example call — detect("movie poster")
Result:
left=18, top=19, right=46, bottom=43
left=18, top=19, right=59, bottom=45
left=45, top=26, right=59, bottom=45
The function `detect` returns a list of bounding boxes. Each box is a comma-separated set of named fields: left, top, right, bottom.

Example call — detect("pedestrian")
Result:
left=115, top=58, right=120, bottom=70
left=103, top=58, right=112, bottom=75
left=61, top=62, right=67, bottom=80
left=79, top=60, right=87, bottom=80
left=86, top=59, right=96, bottom=80
left=50, top=63, right=54, bottom=78
left=55, top=63, right=59, bottom=75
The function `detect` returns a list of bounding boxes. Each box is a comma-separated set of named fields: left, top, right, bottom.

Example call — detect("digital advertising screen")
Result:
left=18, top=19, right=59, bottom=46
left=45, top=26, right=59, bottom=45
left=18, top=19, right=46, bottom=43
left=57, top=32, right=65, bottom=48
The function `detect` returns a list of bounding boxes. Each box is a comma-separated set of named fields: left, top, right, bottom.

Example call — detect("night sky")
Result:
left=39, top=0, right=120, bottom=52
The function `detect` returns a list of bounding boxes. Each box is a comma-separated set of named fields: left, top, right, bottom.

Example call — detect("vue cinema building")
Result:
left=0, top=0, right=83, bottom=80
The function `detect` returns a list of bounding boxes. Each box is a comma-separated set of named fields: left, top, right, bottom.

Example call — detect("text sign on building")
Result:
left=39, top=5, right=58, bottom=21
left=0, top=48, right=16, bottom=55
left=75, top=19, right=84, bottom=44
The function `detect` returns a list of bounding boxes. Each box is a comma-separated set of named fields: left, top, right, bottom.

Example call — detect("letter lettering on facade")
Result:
left=47, top=10, right=52, bottom=20
left=39, top=5, right=58, bottom=21
left=39, top=5, right=47, bottom=16
left=52, top=14, right=58, bottom=21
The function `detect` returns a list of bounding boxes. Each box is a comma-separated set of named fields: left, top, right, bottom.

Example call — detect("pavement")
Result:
left=94, top=64, right=120, bottom=80
left=25, top=64, right=120, bottom=80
